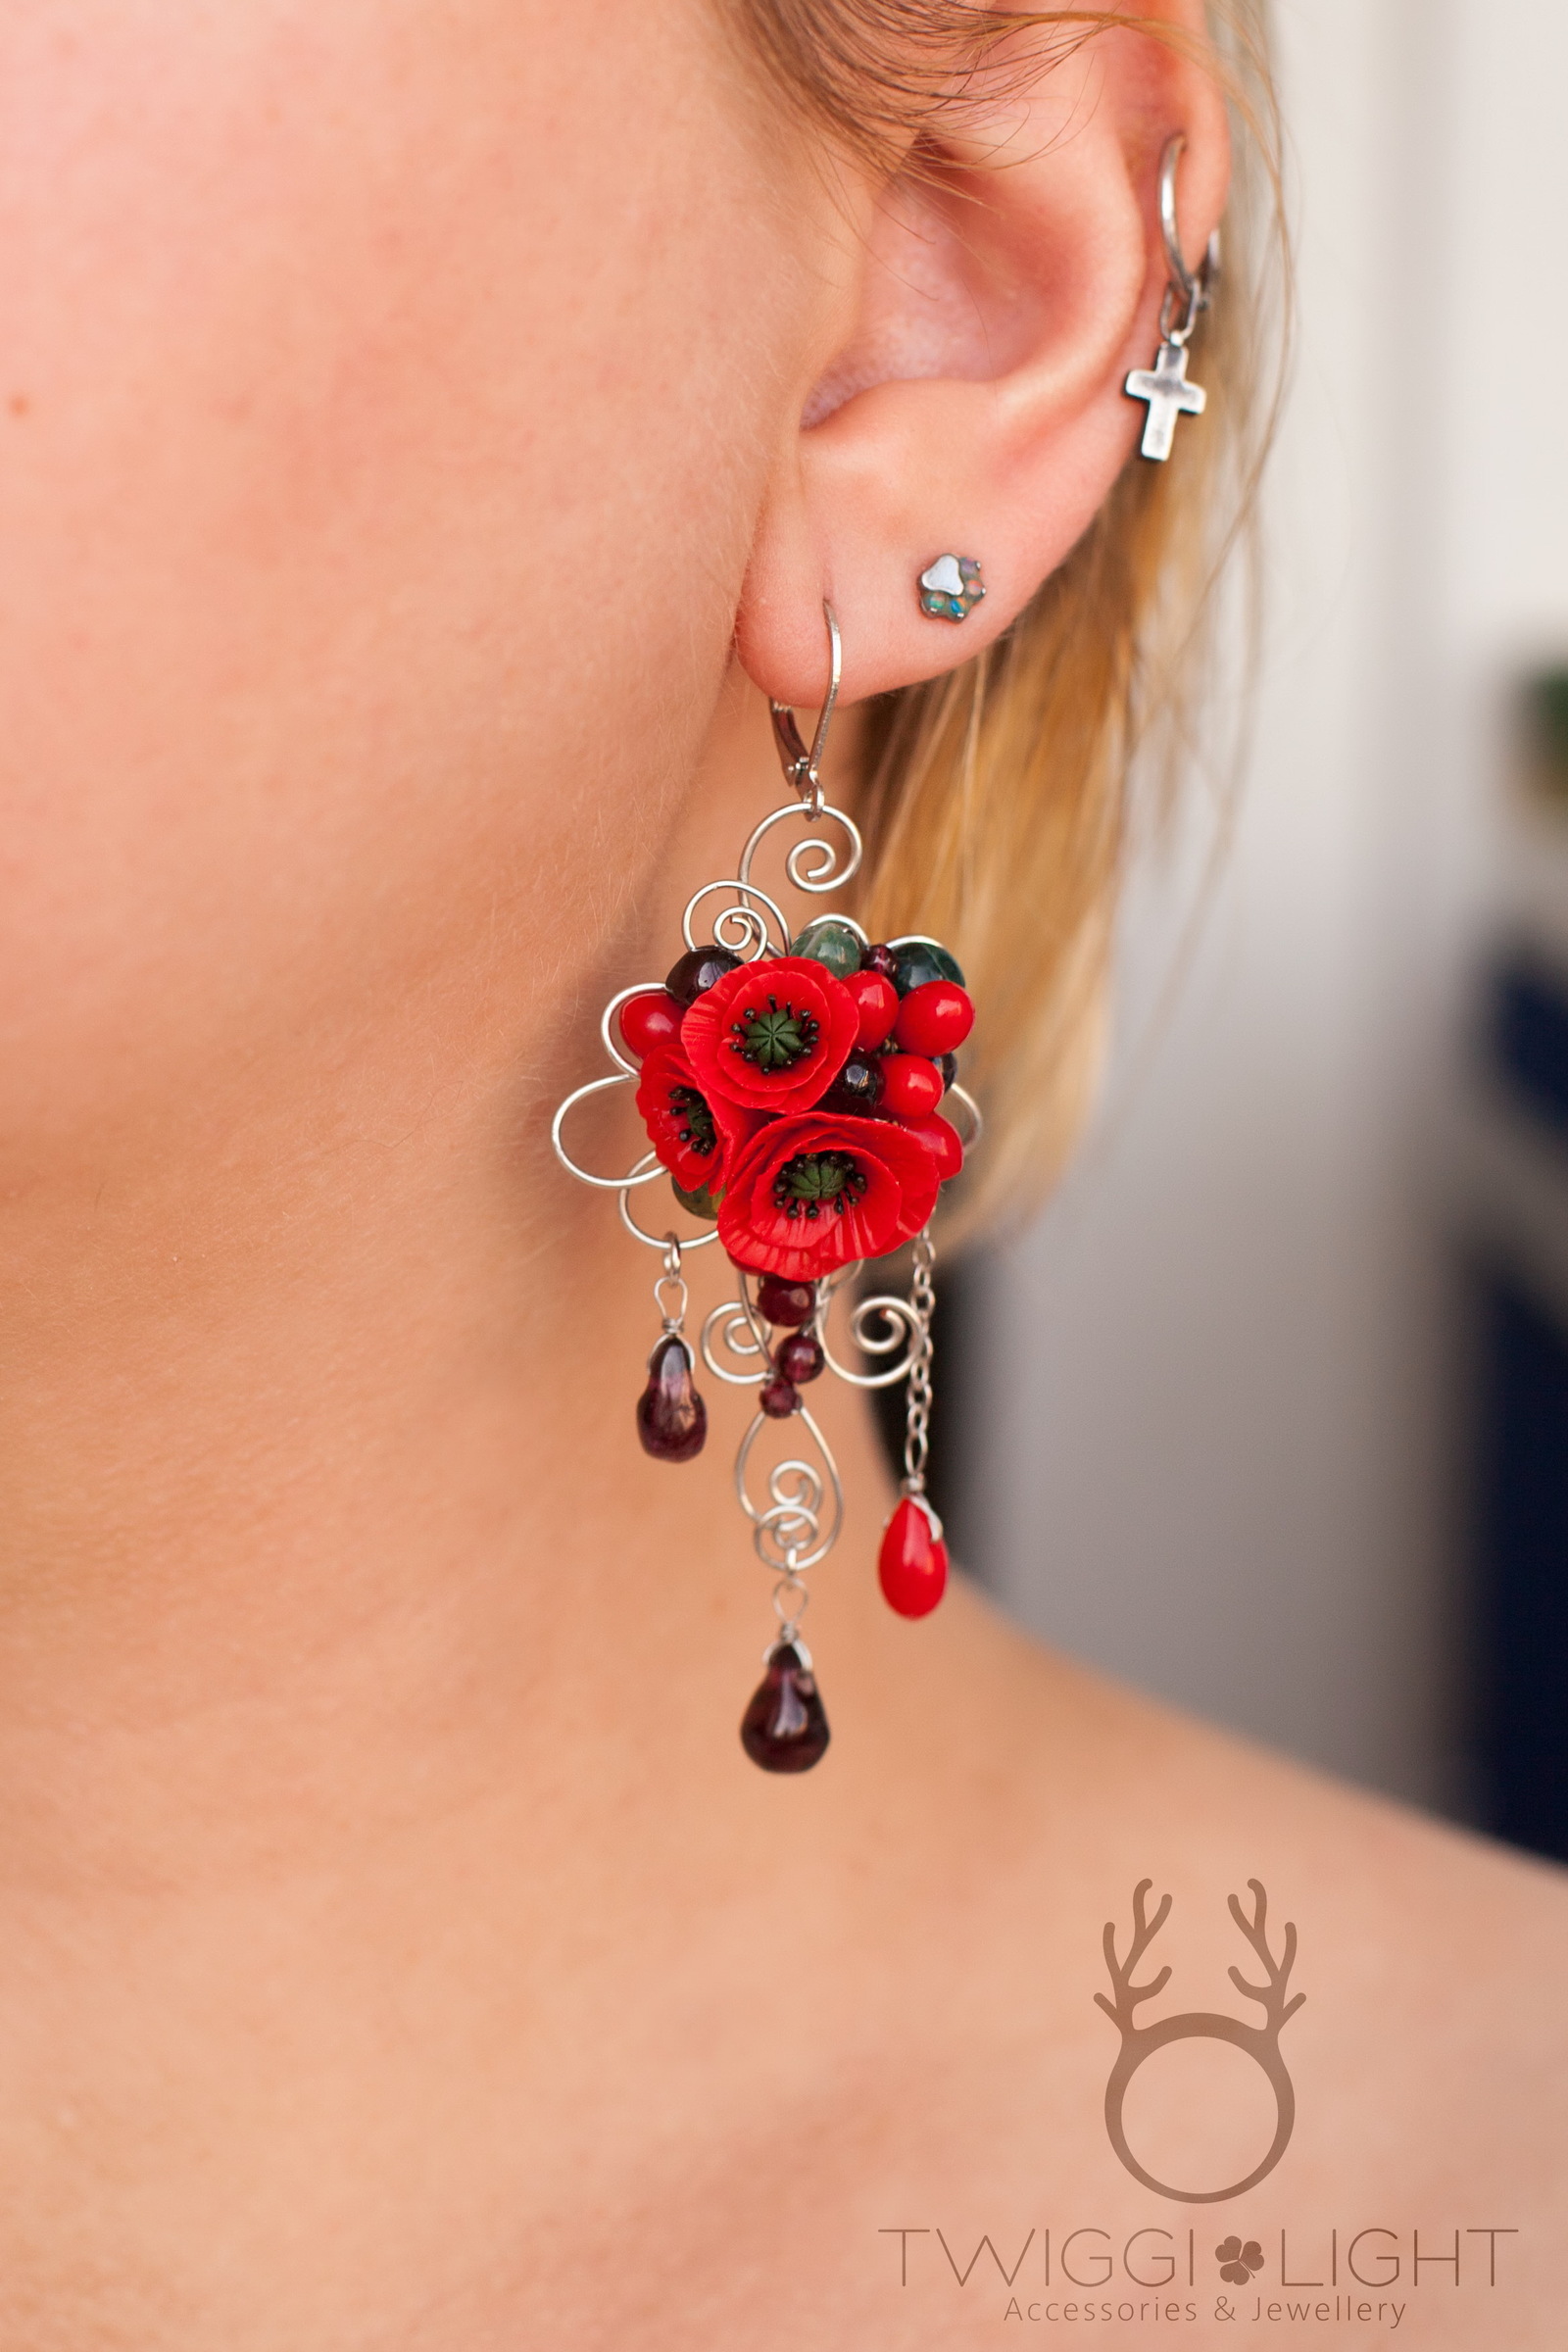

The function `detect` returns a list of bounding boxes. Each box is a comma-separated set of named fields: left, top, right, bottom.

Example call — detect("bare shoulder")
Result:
left=784, top=1585, right=1568, bottom=2347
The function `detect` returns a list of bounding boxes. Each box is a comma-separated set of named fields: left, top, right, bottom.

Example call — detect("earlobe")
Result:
left=735, top=5, right=1229, bottom=707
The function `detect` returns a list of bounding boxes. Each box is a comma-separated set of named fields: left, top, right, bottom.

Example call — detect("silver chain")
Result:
left=902, top=1228, right=936, bottom=1494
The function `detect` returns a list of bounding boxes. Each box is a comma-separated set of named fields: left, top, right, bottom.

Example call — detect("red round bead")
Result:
left=878, top=1494, right=949, bottom=1617
left=894, top=979, right=974, bottom=1057
left=775, top=1330, right=824, bottom=1385
left=756, top=1275, right=815, bottom=1327
left=904, top=1115, right=964, bottom=1182
left=846, top=969, right=899, bottom=1051
left=760, top=1373, right=802, bottom=1418
left=878, top=1053, right=944, bottom=1120
left=617, top=990, right=684, bottom=1059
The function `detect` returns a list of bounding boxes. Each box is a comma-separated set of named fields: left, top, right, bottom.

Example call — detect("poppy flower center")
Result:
left=667, top=1083, right=715, bottom=1156
left=772, top=1151, right=868, bottom=1221
left=730, top=996, right=820, bottom=1072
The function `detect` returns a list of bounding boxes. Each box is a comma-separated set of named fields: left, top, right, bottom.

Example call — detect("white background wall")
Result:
left=960, top=0, right=1568, bottom=1809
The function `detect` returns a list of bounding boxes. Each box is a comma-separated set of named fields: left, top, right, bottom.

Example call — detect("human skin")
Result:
left=0, top=1, right=1559, bottom=2345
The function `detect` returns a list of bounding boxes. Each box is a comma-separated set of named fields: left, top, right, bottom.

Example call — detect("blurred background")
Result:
left=945, top=0, right=1568, bottom=1860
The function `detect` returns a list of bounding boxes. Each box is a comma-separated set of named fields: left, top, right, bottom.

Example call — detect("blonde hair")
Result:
left=741, top=5, right=1283, bottom=1233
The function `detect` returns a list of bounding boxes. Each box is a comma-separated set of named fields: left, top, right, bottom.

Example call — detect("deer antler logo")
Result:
left=1096, top=1878, right=1303, bottom=2203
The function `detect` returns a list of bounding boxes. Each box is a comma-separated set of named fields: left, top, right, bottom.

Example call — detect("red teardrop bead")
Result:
left=740, top=1642, right=831, bottom=1772
left=636, top=1334, right=707, bottom=1462
left=878, top=1494, right=949, bottom=1617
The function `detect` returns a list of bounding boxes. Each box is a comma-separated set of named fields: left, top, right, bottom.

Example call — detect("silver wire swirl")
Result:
left=679, top=876, right=789, bottom=960
left=700, top=1295, right=773, bottom=1385
left=737, top=799, right=862, bottom=903
left=552, top=1073, right=668, bottom=1191
left=817, top=1286, right=925, bottom=1390
left=599, top=981, right=667, bottom=1077
left=699, top=1270, right=778, bottom=1384
left=734, top=1404, right=844, bottom=1574
left=944, top=1081, right=984, bottom=1149
left=616, top=1151, right=721, bottom=1250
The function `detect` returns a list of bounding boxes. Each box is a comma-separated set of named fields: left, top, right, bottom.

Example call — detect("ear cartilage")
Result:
left=917, top=554, right=985, bottom=623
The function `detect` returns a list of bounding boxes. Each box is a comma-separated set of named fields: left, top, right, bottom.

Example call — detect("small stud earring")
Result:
left=917, top=554, right=985, bottom=623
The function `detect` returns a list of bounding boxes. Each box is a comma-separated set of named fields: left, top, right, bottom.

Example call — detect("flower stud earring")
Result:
left=552, top=602, right=982, bottom=1773
left=917, top=555, right=985, bottom=622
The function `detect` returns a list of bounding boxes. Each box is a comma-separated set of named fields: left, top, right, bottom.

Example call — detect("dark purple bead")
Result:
left=636, top=1334, right=707, bottom=1462
left=936, top=1051, right=958, bottom=1092
left=740, top=1642, right=831, bottom=1773
left=817, top=1052, right=884, bottom=1114
left=664, top=945, right=742, bottom=1005
left=863, top=943, right=898, bottom=982
left=775, top=1331, right=824, bottom=1385
left=756, top=1275, right=815, bottom=1328
left=759, top=1372, right=801, bottom=1418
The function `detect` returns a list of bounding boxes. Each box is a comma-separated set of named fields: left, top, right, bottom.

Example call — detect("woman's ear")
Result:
left=736, top=2, right=1229, bottom=705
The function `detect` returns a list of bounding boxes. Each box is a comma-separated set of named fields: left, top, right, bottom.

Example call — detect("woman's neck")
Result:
left=0, top=733, right=909, bottom=1905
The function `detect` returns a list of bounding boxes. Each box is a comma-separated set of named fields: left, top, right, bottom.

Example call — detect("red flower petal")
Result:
left=680, top=956, right=859, bottom=1113
left=635, top=1047, right=761, bottom=1194
left=901, top=1112, right=964, bottom=1182
left=717, top=1112, right=941, bottom=1280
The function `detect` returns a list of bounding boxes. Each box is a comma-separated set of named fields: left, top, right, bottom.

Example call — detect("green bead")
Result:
left=790, top=921, right=863, bottom=981
left=891, top=938, right=965, bottom=993
left=671, top=1178, right=719, bottom=1221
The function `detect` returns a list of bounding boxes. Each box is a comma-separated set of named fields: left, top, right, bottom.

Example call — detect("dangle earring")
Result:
left=553, top=602, right=981, bottom=1773
left=1123, top=132, right=1218, bottom=463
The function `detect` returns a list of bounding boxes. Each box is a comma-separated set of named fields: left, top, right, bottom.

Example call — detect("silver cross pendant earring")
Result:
left=1124, top=134, right=1219, bottom=463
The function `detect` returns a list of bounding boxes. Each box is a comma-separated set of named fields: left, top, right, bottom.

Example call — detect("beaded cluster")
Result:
left=552, top=612, right=980, bottom=1772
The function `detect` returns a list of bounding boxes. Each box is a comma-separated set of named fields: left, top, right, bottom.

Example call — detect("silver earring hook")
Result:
left=1156, top=134, right=1219, bottom=347
left=768, top=601, right=842, bottom=821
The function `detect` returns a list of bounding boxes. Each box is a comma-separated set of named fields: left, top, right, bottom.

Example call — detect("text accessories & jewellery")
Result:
left=552, top=603, right=981, bottom=1773
left=1123, top=131, right=1218, bottom=463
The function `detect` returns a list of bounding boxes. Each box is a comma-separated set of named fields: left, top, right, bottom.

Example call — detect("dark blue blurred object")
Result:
left=1471, top=943, right=1568, bottom=1863
left=1488, top=951, right=1568, bottom=1138
left=1473, top=1270, right=1568, bottom=1862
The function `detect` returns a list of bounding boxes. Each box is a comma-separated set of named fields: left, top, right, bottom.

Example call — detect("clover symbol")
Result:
left=1216, top=2237, right=1264, bottom=2285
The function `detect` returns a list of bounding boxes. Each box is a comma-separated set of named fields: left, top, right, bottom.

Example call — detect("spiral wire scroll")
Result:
left=735, top=1404, right=845, bottom=1611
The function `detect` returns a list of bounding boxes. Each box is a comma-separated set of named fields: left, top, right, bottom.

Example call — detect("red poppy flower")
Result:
left=680, top=956, right=859, bottom=1114
left=717, top=1112, right=942, bottom=1281
left=635, top=1046, right=762, bottom=1195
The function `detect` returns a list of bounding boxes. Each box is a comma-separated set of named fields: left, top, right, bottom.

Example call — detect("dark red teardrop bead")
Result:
left=775, top=1330, right=824, bottom=1385
left=760, top=1372, right=801, bottom=1418
left=878, top=1494, right=949, bottom=1616
left=636, top=1334, right=707, bottom=1462
left=756, top=1275, right=815, bottom=1327
left=740, top=1642, right=831, bottom=1773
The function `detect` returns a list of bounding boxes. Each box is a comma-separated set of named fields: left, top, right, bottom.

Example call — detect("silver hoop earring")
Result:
left=1123, top=133, right=1218, bottom=463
